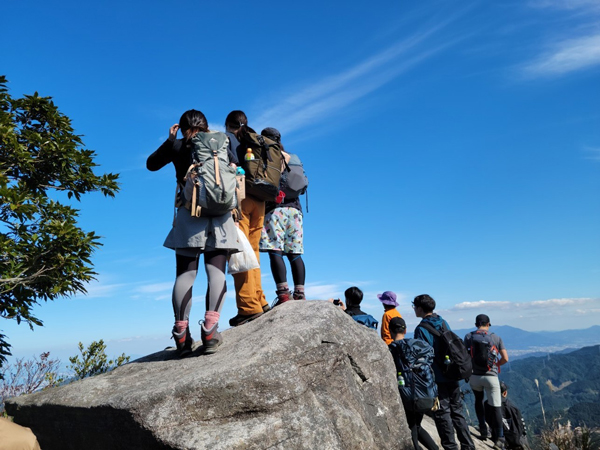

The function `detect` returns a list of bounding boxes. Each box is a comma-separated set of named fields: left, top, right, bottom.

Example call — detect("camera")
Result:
left=333, top=299, right=341, bottom=306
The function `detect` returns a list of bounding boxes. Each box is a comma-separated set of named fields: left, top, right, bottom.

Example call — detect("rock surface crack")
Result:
left=347, top=354, right=368, bottom=383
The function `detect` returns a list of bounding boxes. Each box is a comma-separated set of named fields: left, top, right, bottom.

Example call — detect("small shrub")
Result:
left=68, top=340, right=129, bottom=380
left=539, top=419, right=599, bottom=450
left=0, top=352, right=62, bottom=413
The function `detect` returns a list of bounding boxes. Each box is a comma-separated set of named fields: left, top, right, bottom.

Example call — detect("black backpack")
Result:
left=485, top=399, right=528, bottom=449
left=419, top=321, right=473, bottom=381
left=238, top=133, right=285, bottom=202
left=389, top=339, right=439, bottom=413
left=467, top=330, right=500, bottom=374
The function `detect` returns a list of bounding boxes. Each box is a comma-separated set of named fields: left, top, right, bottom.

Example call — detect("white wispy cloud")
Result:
left=209, top=123, right=225, bottom=132
left=519, top=0, right=600, bottom=78
left=74, top=279, right=126, bottom=299
left=254, top=15, right=465, bottom=135
left=451, top=297, right=598, bottom=311
left=435, top=297, right=600, bottom=331
left=529, top=0, right=600, bottom=11
left=136, top=282, right=173, bottom=294
left=305, top=282, right=344, bottom=300
left=522, top=33, right=600, bottom=77
left=583, top=146, right=600, bottom=161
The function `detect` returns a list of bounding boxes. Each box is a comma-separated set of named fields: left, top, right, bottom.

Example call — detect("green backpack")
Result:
left=239, top=133, right=285, bottom=202
left=181, top=131, right=238, bottom=217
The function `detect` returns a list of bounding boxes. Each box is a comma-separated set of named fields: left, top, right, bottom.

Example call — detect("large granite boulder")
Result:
left=6, top=301, right=411, bottom=450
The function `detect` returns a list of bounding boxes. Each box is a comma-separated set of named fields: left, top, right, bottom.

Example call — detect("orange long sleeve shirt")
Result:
left=381, top=308, right=402, bottom=345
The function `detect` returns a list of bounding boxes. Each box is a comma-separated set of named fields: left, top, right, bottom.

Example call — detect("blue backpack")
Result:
left=389, top=338, right=439, bottom=413
left=351, top=314, right=378, bottom=330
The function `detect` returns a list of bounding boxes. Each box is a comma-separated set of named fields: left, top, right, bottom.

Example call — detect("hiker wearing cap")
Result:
left=379, top=291, right=402, bottom=345
left=464, top=314, right=509, bottom=449
left=413, top=294, right=475, bottom=450
left=146, top=110, right=242, bottom=356
left=225, top=111, right=271, bottom=327
left=484, top=383, right=529, bottom=450
left=258, top=127, right=307, bottom=305
left=388, top=317, right=439, bottom=450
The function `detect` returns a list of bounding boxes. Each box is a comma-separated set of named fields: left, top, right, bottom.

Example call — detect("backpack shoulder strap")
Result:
left=419, top=321, right=441, bottom=337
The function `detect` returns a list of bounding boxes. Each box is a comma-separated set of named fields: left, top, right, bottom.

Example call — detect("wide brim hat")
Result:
left=377, top=291, right=398, bottom=307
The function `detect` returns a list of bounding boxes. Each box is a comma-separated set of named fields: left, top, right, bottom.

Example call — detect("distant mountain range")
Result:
left=497, top=344, right=600, bottom=431
left=408, top=324, right=600, bottom=359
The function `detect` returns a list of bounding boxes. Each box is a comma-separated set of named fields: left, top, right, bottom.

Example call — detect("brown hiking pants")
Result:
left=233, top=196, right=268, bottom=314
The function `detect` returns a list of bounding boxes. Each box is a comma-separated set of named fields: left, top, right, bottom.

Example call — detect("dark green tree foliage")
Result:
left=0, top=76, right=119, bottom=367
left=68, top=340, right=129, bottom=380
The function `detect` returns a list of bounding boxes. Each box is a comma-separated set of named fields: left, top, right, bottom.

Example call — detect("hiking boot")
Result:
left=201, top=322, right=222, bottom=355
left=292, top=291, right=306, bottom=300
left=172, top=325, right=194, bottom=357
left=263, top=304, right=272, bottom=313
left=229, top=311, right=263, bottom=327
left=474, top=427, right=490, bottom=441
left=272, top=289, right=291, bottom=308
left=492, top=438, right=505, bottom=450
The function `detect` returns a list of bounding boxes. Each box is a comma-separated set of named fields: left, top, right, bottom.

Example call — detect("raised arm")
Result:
left=147, top=124, right=179, bottom=172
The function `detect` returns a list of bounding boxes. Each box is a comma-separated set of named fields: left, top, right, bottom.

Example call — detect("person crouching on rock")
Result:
left=146, top=109, right=242, bottom=356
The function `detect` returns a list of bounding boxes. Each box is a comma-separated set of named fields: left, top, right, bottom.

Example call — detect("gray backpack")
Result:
left=182, top=131, right=237, bottom=217
left=281, top=153, right=308, bottom=199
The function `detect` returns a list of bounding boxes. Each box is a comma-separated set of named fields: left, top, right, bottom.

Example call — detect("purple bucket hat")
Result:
left=377, top=291, right=398, bottom=307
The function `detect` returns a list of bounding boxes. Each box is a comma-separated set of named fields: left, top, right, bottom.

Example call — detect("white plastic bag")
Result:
left=228, top=227, right=260, bottom=275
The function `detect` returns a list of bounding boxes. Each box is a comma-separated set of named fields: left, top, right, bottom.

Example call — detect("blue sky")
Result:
left=2, top=0, right=599, bottom=362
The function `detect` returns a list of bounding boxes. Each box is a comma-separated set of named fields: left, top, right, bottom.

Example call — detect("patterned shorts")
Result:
left=259, top=207, right=304, bottom=254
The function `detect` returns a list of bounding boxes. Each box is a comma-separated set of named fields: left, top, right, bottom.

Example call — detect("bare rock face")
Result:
left=6, top=301, right=411, bottom=450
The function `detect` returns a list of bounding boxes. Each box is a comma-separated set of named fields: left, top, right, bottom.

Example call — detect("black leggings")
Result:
left=172, top=251, right=227, bottom=322
left=268, top=251, right=305, bottom=286
left=405, top=409, right=438, bottom=450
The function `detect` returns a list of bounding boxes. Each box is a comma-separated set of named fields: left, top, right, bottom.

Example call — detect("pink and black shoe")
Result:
left=292, top=291, right=306, bottom=300
left=172, top=321, right=194, bottom=357
left=201, top=321, right=222, bottom=355
left=272, top=289, right=292, bottom=308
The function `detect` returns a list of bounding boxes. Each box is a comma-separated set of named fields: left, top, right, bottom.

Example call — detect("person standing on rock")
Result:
left=413, top=294, right=476, bottom=450
left=225, top=111, right=271, bottom=326
left=258, top=127, right=307, bottom=305
left=147, top=110, right=242, bottom=356
left=464, top=314, right=509, bottom=449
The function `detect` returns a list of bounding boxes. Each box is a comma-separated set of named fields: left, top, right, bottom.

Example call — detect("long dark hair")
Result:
left=225, top=110, right=256, bottom=141
left=225, top=110, right=248, bottom=132
left=179, top=109, right=208, bottom=140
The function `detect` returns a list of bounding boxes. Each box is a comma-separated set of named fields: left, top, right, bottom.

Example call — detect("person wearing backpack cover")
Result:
left=258, top=127, right=308, bottom=306
left=414, top=294, right=475, bottom=450
left=147, top=110, right=242, bottom=356
left=388, top=317, right=439, bottom=450
left=464, top=314, right=509, bottom=449
left=225, top=111, right=275, bottom=326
